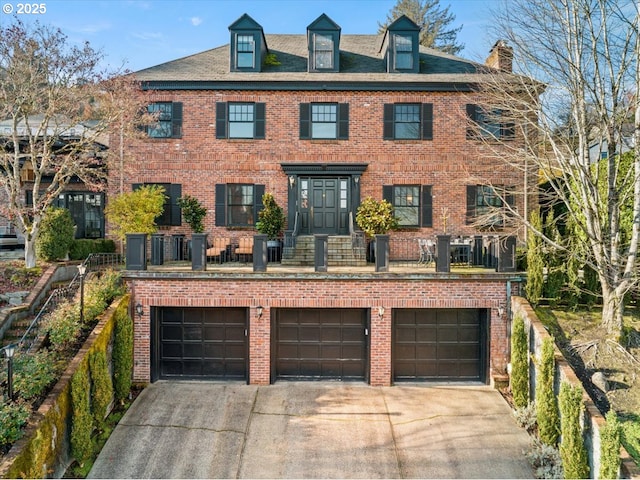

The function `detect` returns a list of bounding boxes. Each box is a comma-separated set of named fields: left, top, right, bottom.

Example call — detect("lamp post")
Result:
left=5, top=344, right=16, bottom=401
left=78, top=264, right=87, bottom=324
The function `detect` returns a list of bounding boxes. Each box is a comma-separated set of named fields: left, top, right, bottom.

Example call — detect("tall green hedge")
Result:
left=113, top=297, right=134, bottom=403
left=559, top=382, right=590, bottom=479
left=525, top=210, right=544, bottom=305
left=536, top=337, right=560, bottom=446
left=70, top=367, right=93, bottom=464
left=600, top=410, right=621, bottom=479
left=510, top=315, right=529, bottom=409
left=89, top=350, right=113, bottom=428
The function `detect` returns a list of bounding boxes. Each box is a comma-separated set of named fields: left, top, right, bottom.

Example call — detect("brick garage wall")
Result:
left=127, top=275, right=514, bottom=386
left=108, top=89, right=536, bottom=242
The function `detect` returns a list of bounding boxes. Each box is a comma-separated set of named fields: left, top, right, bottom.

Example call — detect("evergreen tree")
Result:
left=599, top=410, right=621, bottom=480
left=378, top=0, right=464, bottom=55
left=525, top=211, right=544, bottom=305
left=510, top=315, right=529, bottom=409
left=536, top=337, right=560, bottom=446
left=559, top=383, right=590, bottom=479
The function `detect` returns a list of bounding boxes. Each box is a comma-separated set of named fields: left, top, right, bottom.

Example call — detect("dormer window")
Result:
left=394, top=34, right=413, bottom=70
left=307, top=14, right=341, bottom=73
left=236, top=34, right=255, bottom=68
left=229, top=13, right=267, bottom=72
left=381, top=15, right=420, bottom=73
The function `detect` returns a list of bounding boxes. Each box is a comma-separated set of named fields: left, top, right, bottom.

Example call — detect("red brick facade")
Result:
left=127, top=273, right=519, bottom=386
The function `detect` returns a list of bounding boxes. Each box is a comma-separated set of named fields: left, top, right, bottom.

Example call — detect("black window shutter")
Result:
left=171, top=102, right=183, bottom=138
left=169, top=184, right=182, bottom=226
left=421, top=103, right=433, bottom=140
left=421, top=185, right=433, bottom=227
left=466, top=185, right=476, bottom=224
left=215, top=184, right=226, bottom=226
left=382, top=185, right=393, bottom=204
left=299, top=103, right=310, bottom=139
left=338, top=103, right=349, bottom=140
left=383, top=104, right=394, bottom=139
left=25, top=190, right=33, bottom=206
left=254, top=184, right=265, bottom=226
left=216, top=102, right=227, bottom=139
left=466, top=104, right=477, bottom=139
left=255, top=103, right=266, bottom=139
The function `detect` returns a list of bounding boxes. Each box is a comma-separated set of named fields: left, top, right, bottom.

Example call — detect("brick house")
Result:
left=116, top=13, right=534, bottom=387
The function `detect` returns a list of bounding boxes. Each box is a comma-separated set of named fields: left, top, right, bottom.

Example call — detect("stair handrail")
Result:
left=284, top=211, right=300, bottom=250
left=349, top=212, right=365, bottom=259
left=15, top=253, right=124, bottom=353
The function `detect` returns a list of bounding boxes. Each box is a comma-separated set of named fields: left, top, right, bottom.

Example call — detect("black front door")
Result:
left=299, top=177, right=349, bottom=235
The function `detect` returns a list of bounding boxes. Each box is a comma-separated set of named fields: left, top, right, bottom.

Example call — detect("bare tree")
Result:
left=378, top=0, right=464, bottom=55
left=474, top=0, right=639, bottom=337
left=0, top=20, right=148, bottom=267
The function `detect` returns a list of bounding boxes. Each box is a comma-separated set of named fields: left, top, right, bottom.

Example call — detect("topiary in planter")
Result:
left=355, top=197, right=399, bottom=239
left=256, top=193, right=285, bottom=240
left=177, top=195, right=207, bottom=233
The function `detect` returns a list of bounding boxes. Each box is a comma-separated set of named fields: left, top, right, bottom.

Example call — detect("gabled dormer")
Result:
left=381, top=15, right=420, bottom=73
left=307, top=14, right=341, bottom=73
left=229, top=13, right=268, bottom=72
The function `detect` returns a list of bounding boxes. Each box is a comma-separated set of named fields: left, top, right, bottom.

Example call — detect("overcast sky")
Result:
left=1, top=0, right=501, bottom=71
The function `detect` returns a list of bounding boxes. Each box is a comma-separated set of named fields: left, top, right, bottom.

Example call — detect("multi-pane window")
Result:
left=393, top=185, right=421, bottom=226
left=147, top=103, right=172, bottom=138
left=313, top=33, right=334, bottom=69
left=216, top=102, right=265, bottom=139
left=394, top=105, right=421, bottom=139
left=383, top=103, right=433, bottom=140
left=55, top=192, right=105, bottom=238
left=132, top=183, right=182, bottom=227
left=383, top=185, right=433, bottom=227
left=394, top=34, right=413, bottom=70
left=311, top=104, right=337, bottom=139
left=236, top=34, right=255, bottom=68
left=466, top=104, right=515, bottom=140
left=227, top=184, right=255, bottom=226
left=229, top=104, right=255, bottom=138
left=466, top=185, right=514, bottom=228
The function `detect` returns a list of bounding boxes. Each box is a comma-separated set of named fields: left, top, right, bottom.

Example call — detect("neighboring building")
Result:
left=115, top=14, right=536, bottom=387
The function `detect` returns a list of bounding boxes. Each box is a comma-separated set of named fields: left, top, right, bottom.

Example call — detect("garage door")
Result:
left=393, top=309, right=484, bottom=381
left=275, top=308, right=367, bottom=381
left=153, top=307, right=247, bottom=381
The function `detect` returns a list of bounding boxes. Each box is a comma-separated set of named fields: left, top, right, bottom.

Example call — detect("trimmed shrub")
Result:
left=536, top=337, right=560, bottom=446
left=36, top=206, right=75, bottom=261
left=89, top=350, right=113, bottom=428
left=558, top=382, right=590, bottom=479
left=12, top=350, right=62, bottom=401
left=527, top=437, right=563, bottom=479
left=70, top=367, right=94, bottom=463
left=510, top=314, right=529, bottom=408
left=82, top=270, right=125, bottom=325
left=513, top=402, right=537, bottom=434
left=0, top=401, right=31, bottom=449
left=104, top=184, right=166, bottom=241
left=600, top=410, right=621, bottom=479
left=113, top=301, right=134, bottom=403
left=69, top=238, right=116, bottom=260
left=44, top=301, right=82, bottom=351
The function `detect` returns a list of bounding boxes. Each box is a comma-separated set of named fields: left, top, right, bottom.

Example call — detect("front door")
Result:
left=299, top=177, right=349, bottom=235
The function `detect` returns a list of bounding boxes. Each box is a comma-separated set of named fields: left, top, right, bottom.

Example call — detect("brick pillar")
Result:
left=249, top=305, right=271, bottom=385
left=369, top=307, right=392, bottom=386
left=132, top=299, right=151, bottom=383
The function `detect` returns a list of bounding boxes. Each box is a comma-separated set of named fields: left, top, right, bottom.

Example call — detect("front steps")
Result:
left=282, top=235, right=366, bottom=267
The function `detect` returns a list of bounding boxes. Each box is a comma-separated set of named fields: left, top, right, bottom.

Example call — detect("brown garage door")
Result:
left=393, top=309, right=484, bottom=381
left=275, top=308, right=367, bottom=381
left=153, top=307, right=247, bottom=381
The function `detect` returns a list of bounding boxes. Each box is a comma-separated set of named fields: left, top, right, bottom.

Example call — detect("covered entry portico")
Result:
left=282, top=163, right=367, bottom=235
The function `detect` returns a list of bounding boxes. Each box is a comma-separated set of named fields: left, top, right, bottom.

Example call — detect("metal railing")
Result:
left=5, top=253, right=124, bottom=354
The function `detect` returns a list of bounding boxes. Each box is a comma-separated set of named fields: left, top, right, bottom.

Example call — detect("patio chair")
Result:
left=206, top=237, right=231, bottom=263
left=234, top=237, right=254, bottom=262
left=417, top=238, right=435, bottom=266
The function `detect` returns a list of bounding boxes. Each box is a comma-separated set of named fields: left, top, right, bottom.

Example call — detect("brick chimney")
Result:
left=485, top=40, right=513, bottom=73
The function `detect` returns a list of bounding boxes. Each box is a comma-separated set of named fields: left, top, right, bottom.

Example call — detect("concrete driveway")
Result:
left=89, top=382, right=534, bottom=479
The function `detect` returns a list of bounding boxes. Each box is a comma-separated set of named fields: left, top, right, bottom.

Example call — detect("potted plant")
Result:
left=256, top=192, right=286, bottom=261
left=177, top=195, right=208, bottom=270
left=355, top=197, right=398, bottom=265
